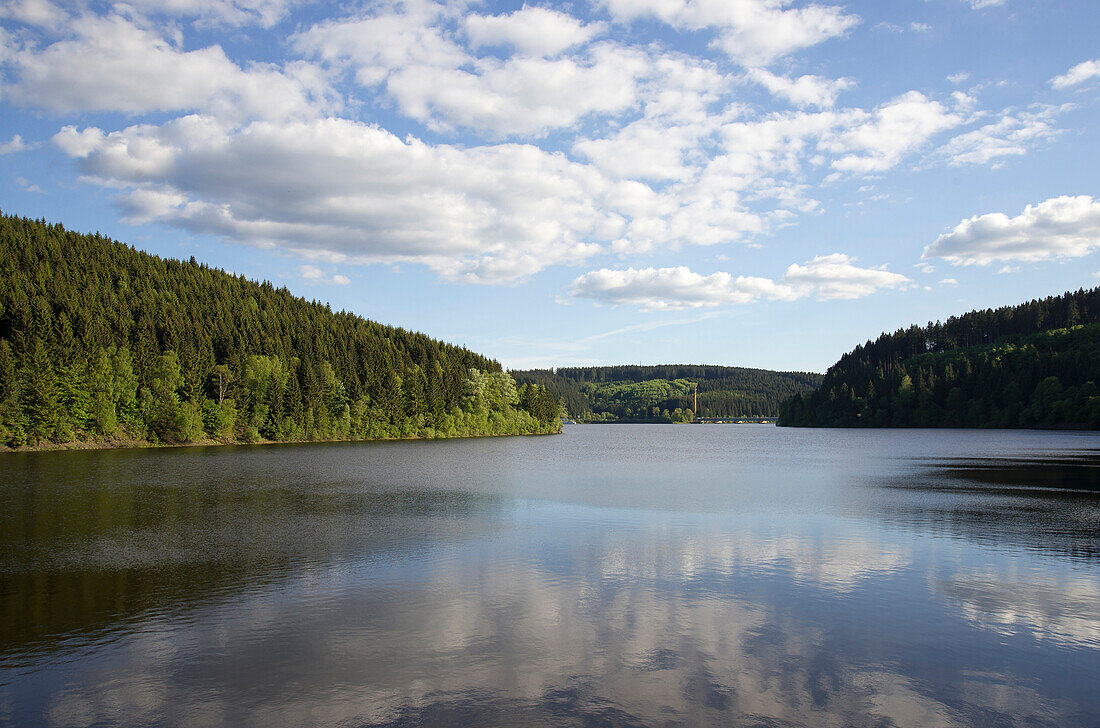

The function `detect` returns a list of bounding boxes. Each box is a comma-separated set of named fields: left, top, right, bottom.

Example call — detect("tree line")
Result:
left=513, top=365, right=822, bottom=421
left=780, top=287, right=1100, bottom=428
left=0, top=212, right=560, bottom=447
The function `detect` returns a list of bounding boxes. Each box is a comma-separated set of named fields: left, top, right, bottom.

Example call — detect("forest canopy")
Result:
left=0, top=212, right=560, bottom=448
left=779, top=287, right=1100, bottom=429
left=513, top=365, right=822, bottom=422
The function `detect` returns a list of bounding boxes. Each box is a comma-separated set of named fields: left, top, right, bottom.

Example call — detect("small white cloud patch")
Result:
left=602, top=0, right=859, bottom=66
left=747, top=69, right=852, bottom=108
left=464, top=7, right=604, bottom=57
left=299, top=264, right=349, bottom=285
left=1051, top=59, right=1100, bottom=90
left=569, top=254, right=909, bottom=310
left=924, top=195, right=1100, bottom=265
left=0, top=134, right=33, bottom=153
left=782, top=253, right=911, bottom=300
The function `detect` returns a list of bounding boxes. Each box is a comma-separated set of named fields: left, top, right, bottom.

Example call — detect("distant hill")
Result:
left=0, top=212, right=560, bottom=448
left=513, top=365, right=823, bottom=421
left=779, top=287, right=1100, bottom=429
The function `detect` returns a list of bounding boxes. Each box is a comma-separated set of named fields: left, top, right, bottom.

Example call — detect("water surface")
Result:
left=2, top=426, right=1100, bottom=727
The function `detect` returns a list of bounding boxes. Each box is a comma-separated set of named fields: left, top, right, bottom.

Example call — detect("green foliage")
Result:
left=0, top=211, right=560, bottom=447
left=780, top=286, right=1100, bottom=429
left=513, top=365, right=822, bottom=420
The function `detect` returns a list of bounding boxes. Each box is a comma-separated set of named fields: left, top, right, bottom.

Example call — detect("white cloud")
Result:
left=293, top=4, right=468, bottom=87
left=0, top=134, right=33, bottom=153
left=5, top=16, right=332, bottom=121
left=299, top=264, right=350, bottom=285
left=601, top=0, right=859, bottom=66
left=947, top=72, right=970, bottom=84
left=53, top=116, right=618, bottom=283
left=121, top=0, right=301, bottom=27
left=924, top=195, right=1100, bottom=265
left=574, top=119, right=708, bottom=181
left=571, top=52, right=732, bottom=181
left=747, top=69, right=852, bottom=108
left=384, top=44, right=648, bottom=136
left=781, top=253, right=911, bottom=300
left=825, top=91, right=962, bottom=173
left=14, top=175, right=45, bottom=193
left=703, top=92, right=960, bottom=184
left=966, top=0, right=1005, bottom=8
left=570, top=265, right=795, bottom=310
left=464, top=7, right=604, bottom=57
left=1051, top=59, right=1100, bottom=90
left=940, top=277, right=958, bottom=286
left=0, top=0, right=66, bottom=27
left=933, top=105, right=1063, bottom=167
left=569, top=254, right=908, bottom=310
left=296, top=7, right=647, bottom=137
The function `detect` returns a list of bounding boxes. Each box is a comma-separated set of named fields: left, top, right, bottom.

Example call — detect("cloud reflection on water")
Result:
left=29, top=510, right=1098, bottom=728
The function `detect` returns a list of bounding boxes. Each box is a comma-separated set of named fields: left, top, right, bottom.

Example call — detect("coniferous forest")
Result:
left=0, top=213, right=561, bottom=448
left=513, top=365, right=823, bottom=421
left=779, top=287, right=1100, bottom=429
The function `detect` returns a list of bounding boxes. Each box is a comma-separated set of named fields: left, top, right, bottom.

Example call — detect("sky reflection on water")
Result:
left=2, top=426, right=1100, bottom=727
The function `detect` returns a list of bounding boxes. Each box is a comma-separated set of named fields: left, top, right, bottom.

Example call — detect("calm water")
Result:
left=2, top=426, right=1100, bottom=727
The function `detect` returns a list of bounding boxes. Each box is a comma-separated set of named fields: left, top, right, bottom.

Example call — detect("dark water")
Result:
left=2, top=426, right=1100, bottom=727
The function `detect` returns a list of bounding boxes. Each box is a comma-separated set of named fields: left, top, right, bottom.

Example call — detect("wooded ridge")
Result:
left=0, top=212, right=560, bottom=449
left=513, top=365, right=822, bottom=422
left=779, top=287, right=1100, bottom=429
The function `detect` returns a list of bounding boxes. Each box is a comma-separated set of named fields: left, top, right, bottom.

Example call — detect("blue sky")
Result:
left=1, top=0, right=1098, bottom=372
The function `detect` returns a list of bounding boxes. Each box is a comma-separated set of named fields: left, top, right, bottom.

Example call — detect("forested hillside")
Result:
left=0, top=213, right=560, bottom=448
left=513, top=365, right=822, bottom=421
left=779, top=287, right=1100, bottom=428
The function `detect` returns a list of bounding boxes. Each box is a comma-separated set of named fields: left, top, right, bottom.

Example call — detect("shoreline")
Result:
left=0, top=428, right=562, bottom=455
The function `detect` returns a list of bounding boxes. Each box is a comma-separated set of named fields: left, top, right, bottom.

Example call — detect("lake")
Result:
left=2, top=425, right=1100, bottom=727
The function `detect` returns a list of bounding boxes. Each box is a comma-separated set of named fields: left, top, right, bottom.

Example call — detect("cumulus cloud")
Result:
left=11, top=0, right=1058, bottom=290
left=824, top=91, right=962, bottom=173
left=706, top=91, right=962, bottom=188
left=15, top=175, right=45, bottom=193
left=296, top=7, right=648, bottom=137
left=384, top=44, right=648, bottom=137
left=123, top=0, right=301, bottom=27
left=292, top=3, right=468, bottom=87
left=300, top=264, right=350, bottom=285
left=0, top=0, right=66, bottom=26
left=933, top=105, right=1063, bottom=167
left=965, top=0, right=1005, bottom=8
left=571, top=53, right=730, bottom=180
left=53, top=116, right=616, bottom=283
left=747, top=69, right=852, bottom=108
left=923, top=195, right=1100, bottom=265
left=0, top=134, right=33, bottom=153
left=569, top=254, right=909, bottom=310
left=781, top=253, right=911, bottom=300
left=1051, top=59, right=1100, bottom=90
left=601, top=0, right=859, bottom=66
left=464, top=7, right=604, bottom=57
left=574, top=119, right=709, bottom=181
left=570, top=266, right=795, bottom=310
left=5, top=15, right=332, bottom=121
